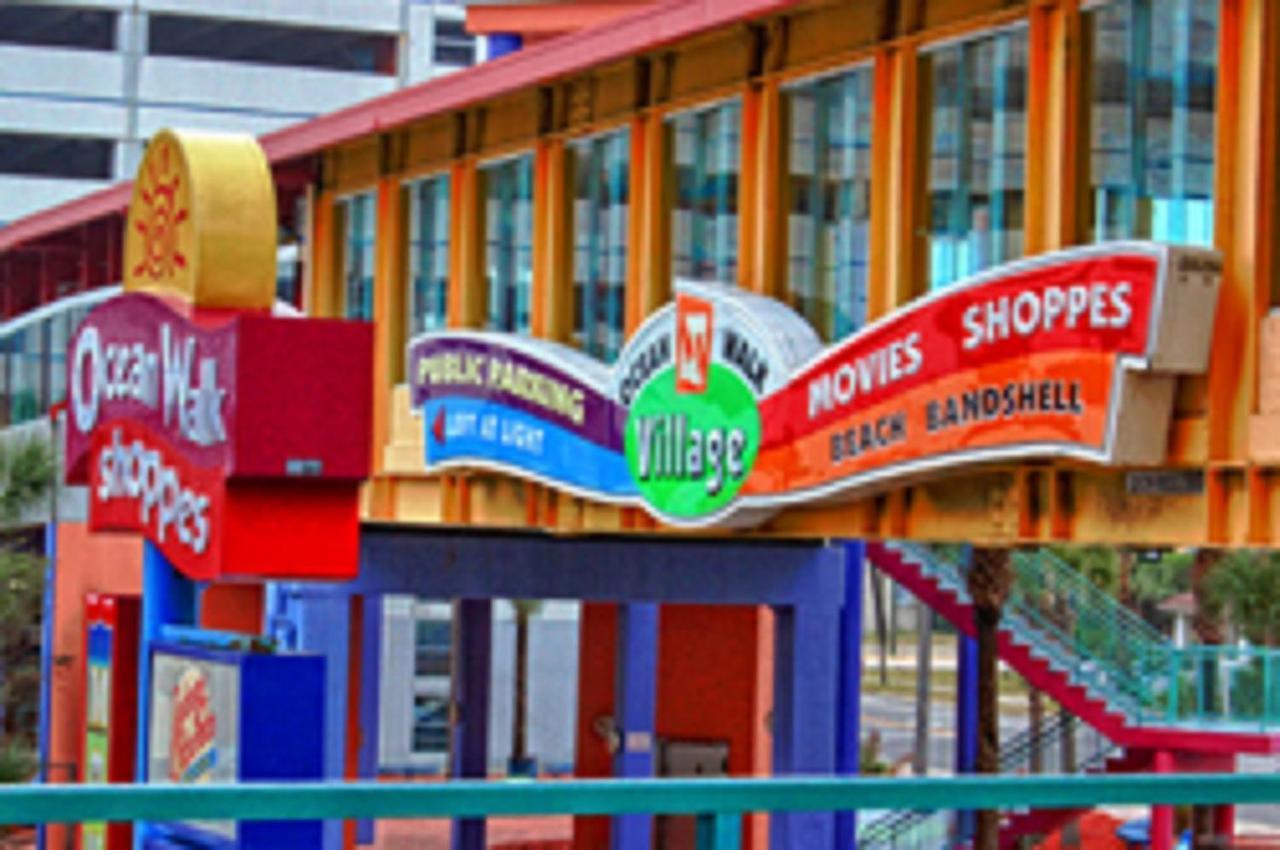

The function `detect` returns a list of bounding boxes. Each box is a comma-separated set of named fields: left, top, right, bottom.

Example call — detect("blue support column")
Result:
left=835, top=541, right=865, bottom=850
left=451, top=599, right=492, bottom=850
left=296, top=591, right=352, bottom=850
left=357, top=594, right=382, bottom=845
left=36, top=522, right=57, bottom=850
left=771, top=547, right=842, bottom=850
left=955, top=632, right=979, bottom=841
left=135, top=542, right=197, bottom=850
left=611, top=603, right=659, bottom=850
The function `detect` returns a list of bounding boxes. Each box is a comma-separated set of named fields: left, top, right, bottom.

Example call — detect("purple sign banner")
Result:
left=408, top=332, right=625, bottom=451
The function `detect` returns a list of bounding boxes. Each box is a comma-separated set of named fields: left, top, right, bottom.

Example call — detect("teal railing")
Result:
left=891, top=542, right=1280, bottom=731
left=5, top=774, right=1280, bottom=850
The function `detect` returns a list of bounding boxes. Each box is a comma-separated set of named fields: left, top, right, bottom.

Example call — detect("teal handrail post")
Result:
left=1167, top=648, right=1181, bottom=723
left=697, top=812, right=743, bottom=850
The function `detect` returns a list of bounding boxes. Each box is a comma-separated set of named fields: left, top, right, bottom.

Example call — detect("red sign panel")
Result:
left=67, top=293, right=373, bottom=580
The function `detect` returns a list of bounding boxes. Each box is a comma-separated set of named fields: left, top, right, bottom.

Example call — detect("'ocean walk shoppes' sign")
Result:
left=408, top=243, right=1223, bottom=528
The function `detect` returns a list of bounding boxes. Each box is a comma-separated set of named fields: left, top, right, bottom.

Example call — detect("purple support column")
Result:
left=611, top=603, right=659, bottom=850
left=771, top=554, right=841, bottom=850
left=955, top=632, right=979, bottom=841
left=835, top=541, right=865, bottom=850
left=357, top=594, right=382, bottom=845
left=297, top=592, right=352, bottom=850
left=451, top=599, right=492, bottom=850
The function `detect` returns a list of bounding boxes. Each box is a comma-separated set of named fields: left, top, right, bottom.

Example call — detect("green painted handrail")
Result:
left=3, top=774, right=1280, bottom=825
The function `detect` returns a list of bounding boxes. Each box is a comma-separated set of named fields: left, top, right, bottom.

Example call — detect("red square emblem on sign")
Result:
left=675, top=294, right=714, bottom=395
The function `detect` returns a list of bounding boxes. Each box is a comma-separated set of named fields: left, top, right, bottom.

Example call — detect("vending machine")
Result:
left=142, top=642, right=325, bottom=850
left=81, top=593, right=141, bottom=850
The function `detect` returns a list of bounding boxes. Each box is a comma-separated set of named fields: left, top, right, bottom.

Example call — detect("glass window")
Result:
left=9, top=324, right=45, bottom=425
left=1087, top=0, right=1217, bottom=245
left=924, top=27, right=1028, bottom=290
left=408, top=174, right=452, bottom=337
left=786, top=66, right=874, bottom=342
left=342, top=192, right=376, bottom=321
left=482, top=155, right=534, bottom=334
left=414, top=618, right=452, bottom=678
left=48, top=313, right=70, bottom=410
left=412, top=694, right=450, bottom=753
left=670, top=100, right=741, bottom=283
left=570, top=130, right=630, bottom=362
left=434, top=18, right=476, bottom=67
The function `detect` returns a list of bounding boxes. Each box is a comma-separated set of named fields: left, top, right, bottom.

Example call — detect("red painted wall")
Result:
left=573, top=604, right=773, bottom=850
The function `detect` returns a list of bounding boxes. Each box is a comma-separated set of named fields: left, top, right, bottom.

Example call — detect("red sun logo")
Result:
left=132, top=141, right=189, bottom=281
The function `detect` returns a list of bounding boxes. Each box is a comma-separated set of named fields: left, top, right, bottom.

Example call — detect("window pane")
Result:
left=670, top=101, right=741, bottom=283
left=412, top=695, right=450, bottom=753
left=786, top=66, right=874, bottom=342
left=409, top=175, right=452, bottom=337
left=48, top=313, right=71, bottom=409
left=9, top=325, right=45, bottom=425
left=483, top=155, right=534, bottom=334
left=343, top=192, right=376, bottom=321
left=925, top=28, right=1028, bottom=290
left=571, top=130, right=630, bottom=362
left=1087, top=0, right=1217, bottom=245
left=414, top=618, right=452, bottom=678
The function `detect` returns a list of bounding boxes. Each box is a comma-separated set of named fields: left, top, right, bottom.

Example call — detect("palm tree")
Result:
left=0, top=435, right=54, bottom=751
left=965, top=547, right=1012, bottom=850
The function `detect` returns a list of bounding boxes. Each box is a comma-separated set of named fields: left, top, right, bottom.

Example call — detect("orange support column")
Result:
left=624, top=113, right=648, bottom=335
left=369, top=175, right=408, bottom=517
left=869, top=43, right=923, bottom=321
left=1025, top=0, right=1083, bottom=254
left=1207, top=0, right=1269, bottom=465
left=307, top=190, right=341, bottom=319
left=750, top=79, right=787, bottom=299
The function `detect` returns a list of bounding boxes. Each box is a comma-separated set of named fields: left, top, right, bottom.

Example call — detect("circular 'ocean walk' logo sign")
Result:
left=625, top=362, right=761, bottom=520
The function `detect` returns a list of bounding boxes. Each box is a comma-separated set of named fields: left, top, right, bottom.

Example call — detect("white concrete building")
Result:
left=0, top=0, right=484, bottom=225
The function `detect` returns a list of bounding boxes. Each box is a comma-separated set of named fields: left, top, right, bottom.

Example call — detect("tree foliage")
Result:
left=1205, top=550, right=1280, bottom=647
left=0, top=435, right=54, bottom=747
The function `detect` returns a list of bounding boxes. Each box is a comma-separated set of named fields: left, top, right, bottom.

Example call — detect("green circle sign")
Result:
left=624, top=363, right=761, bottom=521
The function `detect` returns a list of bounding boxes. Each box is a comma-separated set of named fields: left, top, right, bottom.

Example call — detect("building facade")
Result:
left=0, top=0, right=482, bottom=226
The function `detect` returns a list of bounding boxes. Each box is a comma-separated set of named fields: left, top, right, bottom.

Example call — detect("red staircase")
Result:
left=997, top=748, right=1152, bottom=850
left=864, top=541, right=1280, bottom=757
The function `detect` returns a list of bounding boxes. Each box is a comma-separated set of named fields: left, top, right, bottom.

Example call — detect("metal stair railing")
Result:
left=858, top=714, right=1119, bottom=850
left=879, top=543, right=1280, bottom=731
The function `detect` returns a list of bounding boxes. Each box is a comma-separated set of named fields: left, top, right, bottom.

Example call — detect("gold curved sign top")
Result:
left=123, top=129, right=276, bottom=311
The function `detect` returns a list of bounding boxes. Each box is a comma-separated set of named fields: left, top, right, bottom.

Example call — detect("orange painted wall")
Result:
left=199, top=584, right=264, bottom=634
left=47, top=523, right=143, bottom=850
left=573, top=604, right=772, bottom=850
